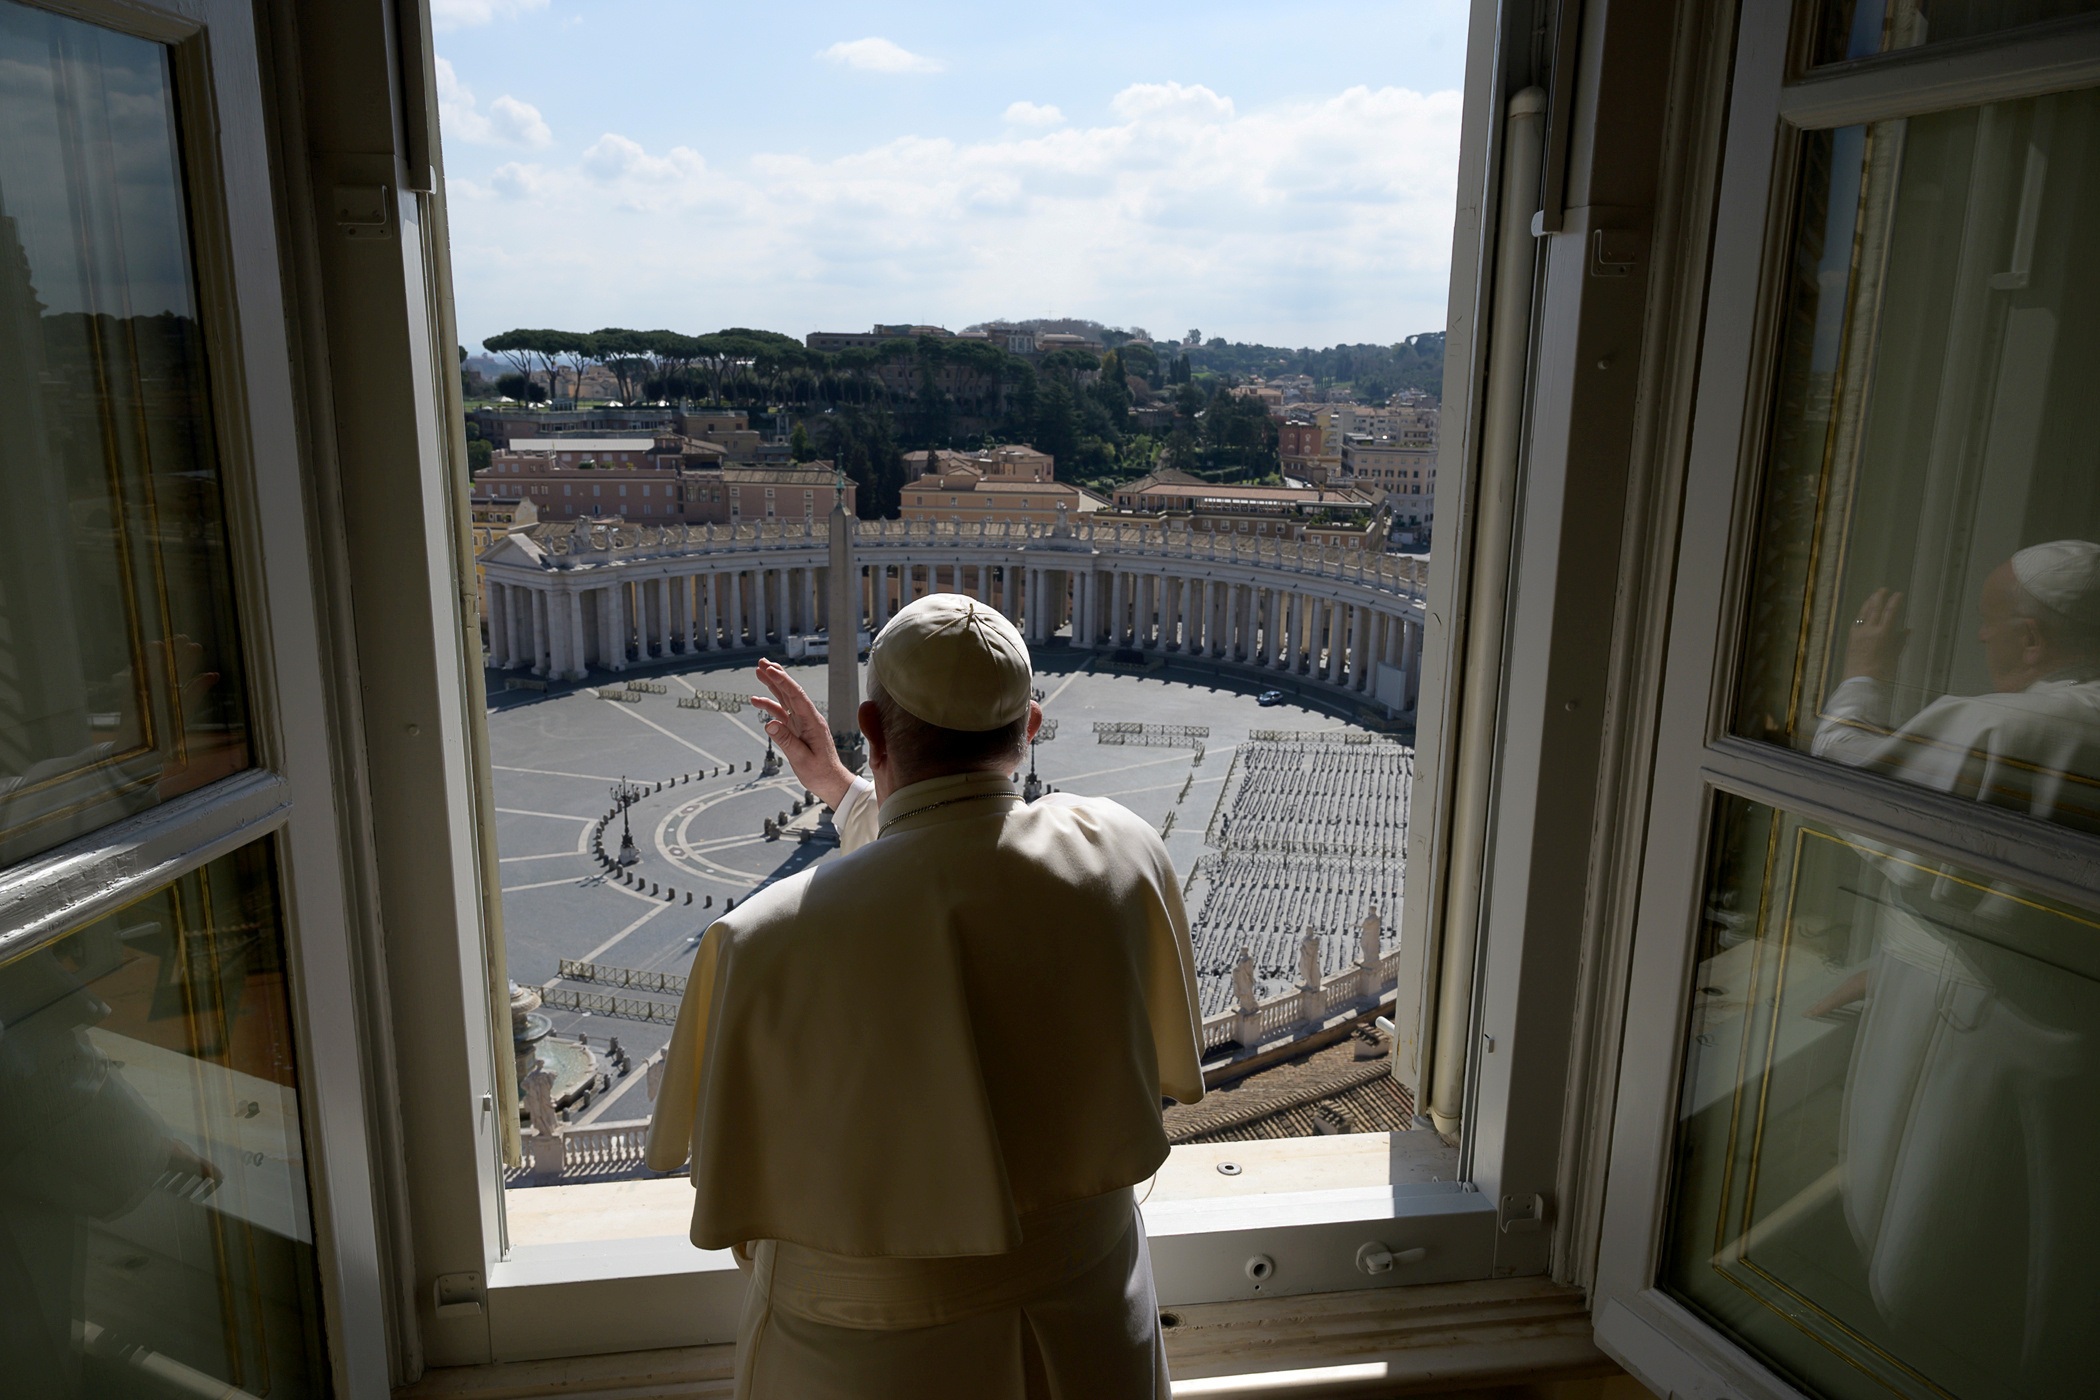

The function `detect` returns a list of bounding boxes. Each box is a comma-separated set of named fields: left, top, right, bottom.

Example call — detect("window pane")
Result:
left=0, top=839, right=329, bottom=1397
left=1812, top=0, right=2100, bottom=65
left=0, top=1, right=252, bottom=867
left=1663, top=793, right=2098, bottom=1399
left=1734, top=92, right=2100, bottom=833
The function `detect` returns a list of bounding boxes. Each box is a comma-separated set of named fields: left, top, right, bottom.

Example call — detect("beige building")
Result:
left=1110, top=471, right=1382, bottom=549
left=900, top=463, right=1100, bottom=527
left=723, top=463, right=856, bottom=524
left=903, top=443, right=1056, bottom=482
left=1341, top=436, right=1437, bottom=526
left=467, top=494, right=538, bottom=612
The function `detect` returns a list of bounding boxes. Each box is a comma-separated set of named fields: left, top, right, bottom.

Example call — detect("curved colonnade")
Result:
left=482, top=516, right=1427, bottom=710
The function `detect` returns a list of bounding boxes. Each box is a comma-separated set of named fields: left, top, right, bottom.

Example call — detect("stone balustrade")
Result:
left=1197, top=948, right=1400, bottom=1058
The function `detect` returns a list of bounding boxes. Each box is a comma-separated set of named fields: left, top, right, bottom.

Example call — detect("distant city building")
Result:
left=723, top=464, right=854, bottom=524
left=903, top=444, right=1056, bottom=482
left=468, top=493, right=538, bottom=612
left=1110, top=471, right=1383, bottom=549
left=474, top=433, right=854, bottom=530
left=899, top=444, right=1099, bottom=527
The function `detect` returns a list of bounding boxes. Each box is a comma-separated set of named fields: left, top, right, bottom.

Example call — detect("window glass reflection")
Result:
left=1735, top=92, right=2100, bottom=832
left=1813, top=0, right=2100, bottom=64
left=1663, top=795, right=2099, bottom=1399
left=0, top=0, right=251, bottom=867
left=0, top=840, right=327, bottom=1399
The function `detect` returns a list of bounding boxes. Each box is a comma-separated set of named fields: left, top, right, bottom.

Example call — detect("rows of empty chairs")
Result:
left=1187, top=852, right=1406, bottom=1016
left=1203, top=741, right=1412, bottom=861
left=1186, top=738, right=1412, bottom=1016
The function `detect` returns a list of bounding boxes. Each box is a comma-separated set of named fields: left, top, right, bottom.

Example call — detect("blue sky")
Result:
left=436, top=0, right=1469, bottom=354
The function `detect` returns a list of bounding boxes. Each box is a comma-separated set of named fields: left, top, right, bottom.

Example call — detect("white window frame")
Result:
left=179, top=0, right=1767, bottom=1383
left=402, top=0, right=1588, bottom=1362
left=1588, top=9, right=2100, bottom=1398
left=0, top=0, right=396, bottom=1392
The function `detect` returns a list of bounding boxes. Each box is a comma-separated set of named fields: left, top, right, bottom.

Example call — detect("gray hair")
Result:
left=867, top=673, right=1029, bottom=773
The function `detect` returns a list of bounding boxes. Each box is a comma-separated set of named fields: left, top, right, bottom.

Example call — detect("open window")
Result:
left=1594, top=5, right=2100, bottom=1398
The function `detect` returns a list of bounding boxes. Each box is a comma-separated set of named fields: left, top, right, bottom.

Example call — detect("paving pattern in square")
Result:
left=488, top=651, right=1407, bottom=1127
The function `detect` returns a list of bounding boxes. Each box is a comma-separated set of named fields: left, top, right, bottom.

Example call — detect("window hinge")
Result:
left=333, top=184, right=390, bottom=239
left=432, top=1270, right=484, bottom=1319
left=1499, top=1192, right=1548, bottom=1234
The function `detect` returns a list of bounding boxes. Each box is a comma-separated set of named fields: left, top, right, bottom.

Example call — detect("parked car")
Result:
left=1257, top=690, right=1285, bottom=706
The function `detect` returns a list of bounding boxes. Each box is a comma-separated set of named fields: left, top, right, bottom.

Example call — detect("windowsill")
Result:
left=483, top=1131, right=1484, bottom=1362
left=501, top=1131, right=1458, bottom=1250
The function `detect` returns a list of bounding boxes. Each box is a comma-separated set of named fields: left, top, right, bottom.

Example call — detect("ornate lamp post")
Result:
left=610, top=775, right=643, bottom=866
left=1023, top=717, right=1058, bottom=803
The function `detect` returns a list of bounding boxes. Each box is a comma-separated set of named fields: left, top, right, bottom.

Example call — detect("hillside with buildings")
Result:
left=466, top=319, right=1442, bottom=555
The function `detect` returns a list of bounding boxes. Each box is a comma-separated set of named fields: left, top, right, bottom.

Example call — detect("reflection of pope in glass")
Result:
left=1816, top=539, right=2100, bottom=823
left=1811, top=541, right=2100, bottom=1390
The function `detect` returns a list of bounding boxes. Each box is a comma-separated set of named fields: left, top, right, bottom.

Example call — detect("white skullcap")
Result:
left=2012, top=540, right=2100, bottom=628
left=868, top=593, right=1032, bottom=731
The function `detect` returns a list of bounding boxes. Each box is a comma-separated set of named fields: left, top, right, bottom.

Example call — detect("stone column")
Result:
left=655, top=578, right=673, bottom=657
left=564, top=591, right=586, bottom=680
left=1326, top=604, right=1346, bottom=683
left=528, top=588, right=548, bottom=676
left=756, top=567, right=773, bottom=644
left=487, top=584, right=510, bottom=667
left=1109, top=571, right=1126, bottom=647
left=541, top=588, right=562, bottom=677
left=727, top=571, right=743, bottom=647
left=1238, top=585, right=1255, bottom=662
left=1351, top=606, right=1371, bottom=691
left=1278, top=591, right=1297, bottom=672
left=1403, top=617, right=1421, bottom=707
left=612, top=584, right=629, bottom=669
left=701, top=573, right=718, bottom=650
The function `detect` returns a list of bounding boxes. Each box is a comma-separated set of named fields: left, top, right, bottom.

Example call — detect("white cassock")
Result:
left=645, top=770, right=1206, bottom=1400
left=1812, top=673, right=2100, bottom=1387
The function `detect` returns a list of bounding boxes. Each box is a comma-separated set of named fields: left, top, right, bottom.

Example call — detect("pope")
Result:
left=645, top=593, right=1205, bottom=1399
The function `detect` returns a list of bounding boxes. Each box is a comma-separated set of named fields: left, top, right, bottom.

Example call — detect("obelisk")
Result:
left=826, top=476, right=865, bottom=771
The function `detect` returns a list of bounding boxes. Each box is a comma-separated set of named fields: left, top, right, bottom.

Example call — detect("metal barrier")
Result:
left=678, top=690, right=746, bottom=712
left=595, top=687, right=642, bottom=703
left=1246, top=728, right=1404, bottom=745
left=556, top=959, right=688, bottom=996
left=1092, top=722, right=1209, bottom=747
left=505, top=677, right=548, bottom=692
left=538, top=985, right=679, bottom=1023
left=625, top=679, right=667, bottom=694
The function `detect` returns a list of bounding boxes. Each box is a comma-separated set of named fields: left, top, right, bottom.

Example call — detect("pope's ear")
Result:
left=1026, top=701, right=1043, bottom=743
left=858, top=700, right=886, bottom=759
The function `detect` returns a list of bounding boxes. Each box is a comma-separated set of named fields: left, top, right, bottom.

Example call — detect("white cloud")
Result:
left=819, top=38, right=943, bottom=74
left=1002, top=101, right=1065, bottom=127
left=447, top=81, right=1463, bottom=347
left=436, top=57, right=550, bottom=148
left=489, top=162, right=544, bottom=199
left=432, top=0, right=548, bottom=32
left=489, top=94, right=552, bottom=148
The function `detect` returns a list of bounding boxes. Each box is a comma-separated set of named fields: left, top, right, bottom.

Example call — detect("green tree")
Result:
left=496, top=371, right=545, bottom=403
left=1091, top=348, right=1132, bottom=431
left=1033, top=377, right=1081, bottom=466
left=789, top=421, right=817, bottom=462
